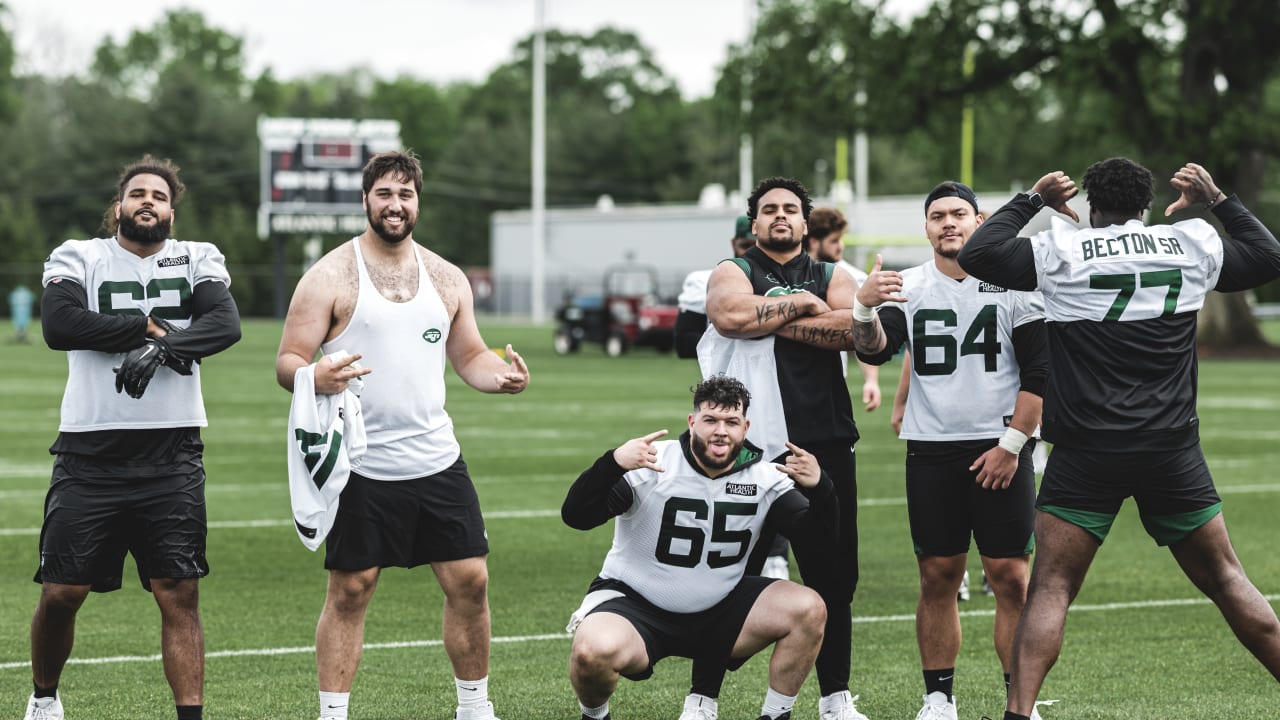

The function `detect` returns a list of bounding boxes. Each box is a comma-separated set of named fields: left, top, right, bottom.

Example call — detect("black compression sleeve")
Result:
left=957, top=197, right=1040, bottom=291
left=770, top=471, right=838, bottom=541
left=157, top=281, right=242, bottom=361
left=1011, top=319, right=1048, bottom=397
left=1212, top=196, right=1280, bottom=292
left=561, top=450, right=635, bottom=530
left=41, top=280, right=147, bottom=352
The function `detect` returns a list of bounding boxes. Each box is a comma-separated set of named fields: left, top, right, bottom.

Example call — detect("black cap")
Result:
left=924, top=181, right=979, bottom=215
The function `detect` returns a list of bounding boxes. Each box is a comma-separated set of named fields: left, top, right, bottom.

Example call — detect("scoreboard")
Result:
left=257, top=117, right=402, bottom=237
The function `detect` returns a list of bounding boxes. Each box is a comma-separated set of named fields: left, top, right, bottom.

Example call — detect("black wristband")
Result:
left=1207, top=191, right=1225, bottom=209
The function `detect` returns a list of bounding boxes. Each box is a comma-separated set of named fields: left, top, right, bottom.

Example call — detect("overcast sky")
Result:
left=7, top=0, right=929, bottom=100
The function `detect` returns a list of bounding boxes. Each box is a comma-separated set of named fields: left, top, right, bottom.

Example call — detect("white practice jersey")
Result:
left=42, top=237, right=230, bottom=431
left=897, top=261, right=1043, bottom=440
left=1029, top=216, right=1222, bottom=322
left=598, top=440, right=794, bottom=613
left=678, top=269, right=712, bottom=314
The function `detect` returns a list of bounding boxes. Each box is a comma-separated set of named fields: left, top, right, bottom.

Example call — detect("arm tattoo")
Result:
left=784, top=323, right=853, bottom=347
left=755, top=300, right=802, bottom=326
left=852, top=317, right=884, bottom=355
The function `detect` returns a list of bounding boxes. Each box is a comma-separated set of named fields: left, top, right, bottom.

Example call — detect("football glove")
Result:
left=114, top=339, right=167, bottom=398
left=149, top=316, right=194, bottom=375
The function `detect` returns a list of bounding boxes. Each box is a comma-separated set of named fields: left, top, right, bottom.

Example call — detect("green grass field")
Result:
left=1, top=318, right=1278, bottom=719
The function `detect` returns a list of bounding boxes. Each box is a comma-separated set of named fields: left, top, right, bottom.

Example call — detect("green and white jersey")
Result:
left=892, top=261, right=1043, bottom=441
left=42, top=237, right=230, bottom=431
left=599, top=439, right=794, bottom=613
left=1025, top=216, right=1223, bottom=449
left=1030, top=216, right=1222, bottom=322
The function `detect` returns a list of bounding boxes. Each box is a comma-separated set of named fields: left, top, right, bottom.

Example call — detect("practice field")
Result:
left=1, top=318, right=1278, bottom=719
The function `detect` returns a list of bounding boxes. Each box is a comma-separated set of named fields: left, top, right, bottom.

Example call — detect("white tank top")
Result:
left=322, top=238, right=459, bottom=480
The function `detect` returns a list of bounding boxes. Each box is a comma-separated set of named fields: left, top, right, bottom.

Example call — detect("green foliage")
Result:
left=0, top=318, right=1279, bottom=718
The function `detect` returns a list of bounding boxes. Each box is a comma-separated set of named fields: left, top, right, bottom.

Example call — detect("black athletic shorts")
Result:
left=587, top=576, right=777, bottom=681
left=35, top=450, right=208, bottom=593
left=325, top=455, right=490, bottom=571
left=905, top=439, right=1037, bottom=558
left=1037, top=444, right=1221, bottom=546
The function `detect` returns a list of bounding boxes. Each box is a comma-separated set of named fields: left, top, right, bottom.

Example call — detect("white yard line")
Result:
left=4, top=482, right=1280, bottom=536
left=1, top=595, right=1274, bottom=671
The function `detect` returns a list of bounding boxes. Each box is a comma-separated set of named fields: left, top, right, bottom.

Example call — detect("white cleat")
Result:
left=958, top=570, right=971, bottom=602
left=23, top=694, right=63, bottom=720
left=678, top=693, right=718, bottom=720
left=912, top=692, right=957, bottom=720
left=454, top=701, right=500, bottom=720
left=818, top=691, right=869, bottom=720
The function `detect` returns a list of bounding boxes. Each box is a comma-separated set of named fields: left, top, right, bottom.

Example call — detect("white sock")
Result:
left=579, top=700, right=610, bottom=719
left=761, top=687, right=796, bottom=719
left=456, top=676, right=490, bottom=709
left=319, top=691, right=350, bottom=720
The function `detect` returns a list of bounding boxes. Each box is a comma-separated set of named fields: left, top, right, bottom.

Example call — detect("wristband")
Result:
left=997, top=427, right=1028, bottom=455
left=1206, top=191, right=1225, bottom=210
left=852, top=297, right=876, bottom=323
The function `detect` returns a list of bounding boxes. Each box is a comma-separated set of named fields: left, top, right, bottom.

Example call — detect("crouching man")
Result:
left=562, top=375, right=836, bottom=720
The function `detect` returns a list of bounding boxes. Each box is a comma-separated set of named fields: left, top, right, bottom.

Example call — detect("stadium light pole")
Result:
left=738, top=0, right=756, bottom=199
left=531, top=0, right=547, bottom=323
left=961, top=42, right=975, bottom=186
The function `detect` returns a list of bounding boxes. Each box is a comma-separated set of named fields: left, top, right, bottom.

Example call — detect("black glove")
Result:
left=149, top=316, right=194, bottom=375
left=114, top=339, right=168, bottom=399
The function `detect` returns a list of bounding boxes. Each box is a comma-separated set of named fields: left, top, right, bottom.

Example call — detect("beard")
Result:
left=933, top=242, right=962, bottom=259
left=690, top=432, right=741, bottom=473
left=118, top=212, right=171, bottom=246
left=757, top=231, right=802, bottom=253
left=368, top=207, right=416, bottom=243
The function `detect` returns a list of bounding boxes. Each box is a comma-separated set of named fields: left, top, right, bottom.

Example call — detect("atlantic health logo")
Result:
left=422, top=328, right=442, bottom=343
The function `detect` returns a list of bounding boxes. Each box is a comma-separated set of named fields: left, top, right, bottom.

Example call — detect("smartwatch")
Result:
left=1023, top=191, right=1046, bottom=210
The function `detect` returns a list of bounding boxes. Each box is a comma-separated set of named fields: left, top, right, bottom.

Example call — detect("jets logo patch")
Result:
left=422, top=328, right=442, bottom=343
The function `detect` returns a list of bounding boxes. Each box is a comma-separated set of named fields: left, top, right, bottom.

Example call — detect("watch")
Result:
left=1023, top=191, right=1046, bottom=210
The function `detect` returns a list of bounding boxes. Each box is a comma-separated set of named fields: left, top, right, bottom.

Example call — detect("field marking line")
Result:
left=0, top=595, right=1275, bottom=671
left=4, top=481, right=1280, bottom=535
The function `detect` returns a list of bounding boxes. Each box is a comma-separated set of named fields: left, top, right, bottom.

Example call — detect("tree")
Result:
left=733, top=0, right=1280, bottom=350
left=0, top=2, right=16, bottom=122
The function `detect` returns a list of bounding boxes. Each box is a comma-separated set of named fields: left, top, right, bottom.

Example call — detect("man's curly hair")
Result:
left=101, top=155, right=184, bottom=234
left=747, top=176, right=813, bottom=220
left=1082, top=157, right=1154, bottom=214
left=693, top=374, right=751, bottom=415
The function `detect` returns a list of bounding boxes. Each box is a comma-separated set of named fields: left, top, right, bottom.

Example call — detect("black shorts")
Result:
left=905, top=439, right=1036, bottom=558
left=35, top=451, right=208, bottom=593
left=1037, top=444, right=1221, bottom=546
left=325, top=456, right=490, bottom=571
left=587, top=576, right=777, bottom=681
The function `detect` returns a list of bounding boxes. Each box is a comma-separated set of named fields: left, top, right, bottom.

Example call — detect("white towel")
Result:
left=286, top=350, right=367, bottom=551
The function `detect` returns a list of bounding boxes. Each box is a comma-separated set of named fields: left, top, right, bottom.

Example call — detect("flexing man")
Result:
left=855, top=182, right=1047, bottom=720
left=27, top=155, right=241, bottom=720
left=563, top=375, right=834, bottom=720
left=276, top=151, right=529, bottom=720
left=694, top=177, right=869, bottom=720
left=956, top=159, right=1280, bottom=719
